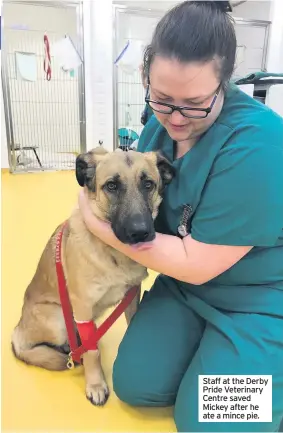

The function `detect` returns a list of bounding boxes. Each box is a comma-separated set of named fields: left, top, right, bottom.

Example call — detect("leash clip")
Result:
left=67, top=353, right=75, bottom=369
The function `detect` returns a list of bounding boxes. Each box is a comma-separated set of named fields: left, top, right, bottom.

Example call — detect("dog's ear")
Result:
left=75, top=147, right=108, bottom=190
left=156, top=151, right=175, bottom=188
left=75, top=154, right=94, bottom=188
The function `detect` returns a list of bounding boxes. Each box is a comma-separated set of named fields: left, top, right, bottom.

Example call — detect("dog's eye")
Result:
left=143, top=180, right=154, bottom=191
left=106, top=181, right=118, bottom=192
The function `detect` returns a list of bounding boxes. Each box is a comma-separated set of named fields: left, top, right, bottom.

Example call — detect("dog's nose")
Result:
left=126, top=216, right=151, bottom=243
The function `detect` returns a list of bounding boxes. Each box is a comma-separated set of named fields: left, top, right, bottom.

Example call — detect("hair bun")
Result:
left=187, top=1, right=233, bottom=13
left=211, top=1, right=232, bottom=13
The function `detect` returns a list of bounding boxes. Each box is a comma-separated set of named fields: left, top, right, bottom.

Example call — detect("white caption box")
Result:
left=198, top=375, right=272, bottom=423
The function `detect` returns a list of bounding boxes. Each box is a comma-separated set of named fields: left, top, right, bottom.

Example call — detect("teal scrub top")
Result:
left=137, top=84, right=283, bottom=317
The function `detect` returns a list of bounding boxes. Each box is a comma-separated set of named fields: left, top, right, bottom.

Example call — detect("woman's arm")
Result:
left=78, top=190, right=252, bottom=285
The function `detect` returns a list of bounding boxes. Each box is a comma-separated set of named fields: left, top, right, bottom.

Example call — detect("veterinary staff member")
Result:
left=79, top=1, right=283, bottom=431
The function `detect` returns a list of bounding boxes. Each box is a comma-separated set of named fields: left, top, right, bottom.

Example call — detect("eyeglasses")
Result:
left=145, top=84, right=220, bottom=119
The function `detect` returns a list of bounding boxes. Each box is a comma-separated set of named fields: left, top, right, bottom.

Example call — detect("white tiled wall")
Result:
left=266, top=0, right=283, bottom=72
left=233, top=24, right=269, bottom=78
left=233, top=0, right=271, bottom=20
left=83, top=0, right=114, bottom=152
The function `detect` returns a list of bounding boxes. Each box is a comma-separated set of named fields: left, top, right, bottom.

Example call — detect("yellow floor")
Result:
left=1, top=170, right=176, bottom=432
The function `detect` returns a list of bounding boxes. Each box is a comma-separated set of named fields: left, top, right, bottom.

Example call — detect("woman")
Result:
left=79, top=1, right=283, bottom=431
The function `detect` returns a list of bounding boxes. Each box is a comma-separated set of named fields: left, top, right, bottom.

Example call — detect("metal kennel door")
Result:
left=1, top=0, right=86, bottom=172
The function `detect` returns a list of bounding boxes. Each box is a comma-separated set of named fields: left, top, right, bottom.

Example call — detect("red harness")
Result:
left=55, top=221, right=139, bottom=369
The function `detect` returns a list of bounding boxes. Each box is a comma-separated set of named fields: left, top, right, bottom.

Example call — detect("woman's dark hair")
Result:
left=143, top=1, right=237, bottom=89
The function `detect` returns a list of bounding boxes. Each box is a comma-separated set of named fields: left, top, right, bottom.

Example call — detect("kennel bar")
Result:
left=1, top=0, right=86, bottom=173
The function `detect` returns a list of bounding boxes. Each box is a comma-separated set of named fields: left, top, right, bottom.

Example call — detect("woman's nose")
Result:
left=170, top=110, right=186, bottom=124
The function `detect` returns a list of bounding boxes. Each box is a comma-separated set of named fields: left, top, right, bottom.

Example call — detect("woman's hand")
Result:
left=78, top=189, right=109, bottom=235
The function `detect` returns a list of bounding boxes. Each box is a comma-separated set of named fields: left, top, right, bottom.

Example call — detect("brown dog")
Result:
left=11, top=146, right=175, bottom=406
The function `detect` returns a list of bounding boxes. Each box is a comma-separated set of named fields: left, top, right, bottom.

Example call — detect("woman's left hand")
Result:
left=78, top=189, right=110, bottom=236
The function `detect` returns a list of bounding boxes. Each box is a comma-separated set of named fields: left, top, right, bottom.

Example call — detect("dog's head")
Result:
left=76, top=147, right=175, bottom=245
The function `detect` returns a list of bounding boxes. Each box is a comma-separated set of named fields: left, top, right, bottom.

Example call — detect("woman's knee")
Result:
left=112, top=353, right=176, bottom=407
left=112, top=277, right=204, bottom=408
left=112, top=354, right=146, bottom=406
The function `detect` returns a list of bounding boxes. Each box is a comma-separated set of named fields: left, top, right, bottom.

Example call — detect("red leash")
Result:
left=44, top=34, right=51, bottom=81
left=55, top=221, right=139, bottom=368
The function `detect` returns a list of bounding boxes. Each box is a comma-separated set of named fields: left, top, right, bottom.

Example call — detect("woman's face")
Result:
left=148, top=57, right=224, bottom=143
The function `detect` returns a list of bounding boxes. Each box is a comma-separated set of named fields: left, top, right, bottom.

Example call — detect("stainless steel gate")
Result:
left=1, top=0, right=86, bottom=172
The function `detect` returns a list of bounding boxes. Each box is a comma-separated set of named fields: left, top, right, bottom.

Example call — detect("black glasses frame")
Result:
left=145, top=84, right=220, bottom=119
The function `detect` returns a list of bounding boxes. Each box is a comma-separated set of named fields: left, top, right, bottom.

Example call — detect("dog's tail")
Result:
left=11, top=327, right=69, bottom=371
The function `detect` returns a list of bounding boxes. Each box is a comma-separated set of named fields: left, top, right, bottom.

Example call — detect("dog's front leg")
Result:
left=83, top=346, right=109, bottom=406
left=125, top=285, right=141, bottom=326
left=73, top=302, right=109, bottom=406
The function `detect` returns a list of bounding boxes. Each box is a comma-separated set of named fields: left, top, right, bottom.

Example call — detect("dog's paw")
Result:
left=86, top=381, right=110, bottom=406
